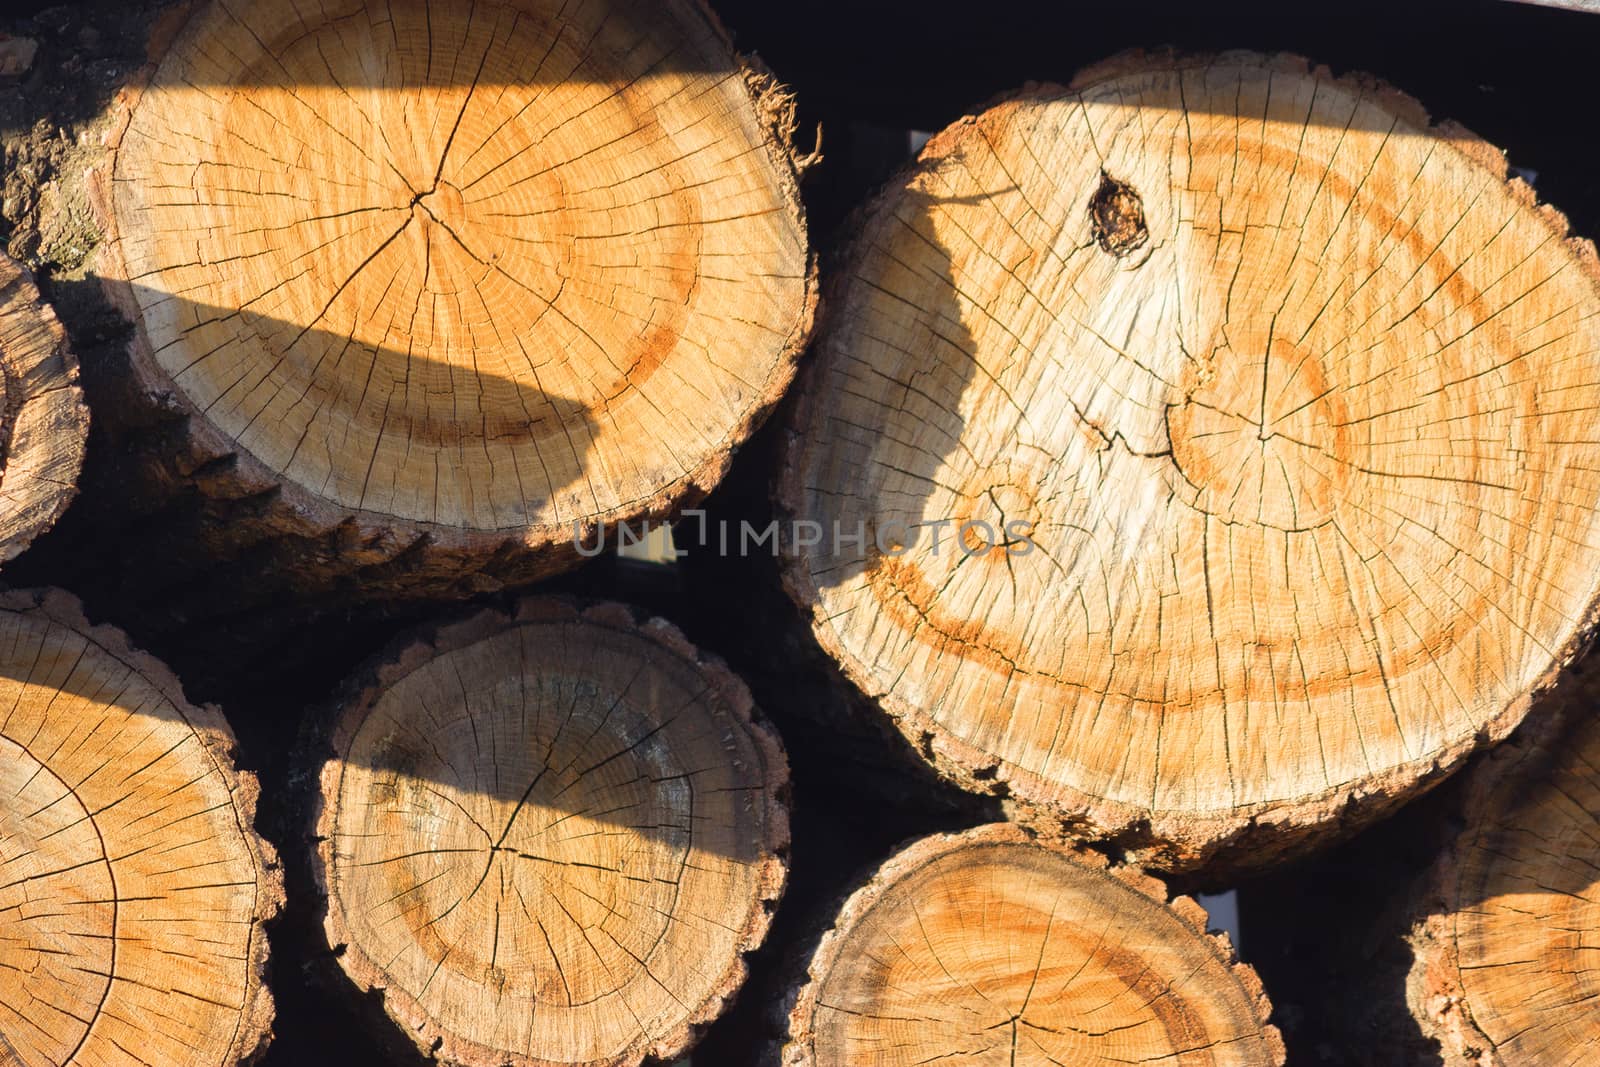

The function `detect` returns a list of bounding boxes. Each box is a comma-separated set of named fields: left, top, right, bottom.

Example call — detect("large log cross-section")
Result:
left=780, top=51, right=1600, bottom=871
left=95, top=0, right=815, bottom=596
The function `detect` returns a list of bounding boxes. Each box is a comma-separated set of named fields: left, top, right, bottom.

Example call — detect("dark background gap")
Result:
left=0, top=0, right=1597, bottom=1064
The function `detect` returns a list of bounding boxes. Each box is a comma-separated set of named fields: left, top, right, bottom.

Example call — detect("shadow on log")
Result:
left=6, top=0, right=816, bottom=644
left=306, top=597, right=789, bottom=1067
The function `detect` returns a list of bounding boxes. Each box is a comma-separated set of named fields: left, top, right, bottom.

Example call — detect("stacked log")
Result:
left=779, top=824, right=1283, bottom=1066
left=0, top=589, right=280, bottom=1066
left=310, top=598, right=789, bottom=1067
left=778, top=51, right=1600, bottom=872
left=70, top=0, right=814, bottom=608
left=1407, top=703, right=1600, bottom=1065
left=0, top=254, right=85, bottom=561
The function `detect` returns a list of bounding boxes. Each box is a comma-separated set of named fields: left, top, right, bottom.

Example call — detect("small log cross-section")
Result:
left=0, top=255, right=86, bottom=562
left=96, top=0, right=814, bottom=592
left=778, top=50, right=1600, bottom=871
left=779, top=823, right=1283, bottom=1066
left=1408, top=710, right=1600, bottom=1066
left=0, top=589, right=280, bottom=1066
left=313, top=599, right=790, bottom=1067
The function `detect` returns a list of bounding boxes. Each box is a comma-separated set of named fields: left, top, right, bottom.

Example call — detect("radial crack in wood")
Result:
left=1408, top=704, right=1600, bottom=1066
left=0, top=255, right=86, bottom=563
left=95, top=0, right=815, bottom=591
left=312, top=598, right=790, bottom=1067
left=0, top=588, right=281, bottom=1066
left=779, top=823, right=1283, bottom=1066
left=777, top=50, right=1600, bottom=871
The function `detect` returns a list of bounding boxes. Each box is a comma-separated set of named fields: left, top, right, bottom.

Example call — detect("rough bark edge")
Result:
left=0, top=255, right=87, bottom=562
left=308, top=595, right=792, bottom=1067
left=772, top=822, right=1284, bottom=1067
left=81, top=0, right=818, bottom=565
left=1402, top=664, right=1600, bottom=1067
left=773, top=47, right=1600, bottom=875
left=0, top=586, right=284, bottom=1065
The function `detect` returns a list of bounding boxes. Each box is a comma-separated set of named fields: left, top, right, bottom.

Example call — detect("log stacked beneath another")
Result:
left=778, top=50, right=1600, bottom=871
left=313, top=599, right=789, bottom=1067
left=0, top=254, right=85, bottom=562
left=92, top=0, right=815, bottom=597
left=779, top=823, right=1283, bottom=1066
left=0, top=589, right=280, bottom=1066
left=1408, top=708, right=1600, bottom=1066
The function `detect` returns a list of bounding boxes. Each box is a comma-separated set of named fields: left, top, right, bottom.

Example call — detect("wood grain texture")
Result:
left=778, top=50, right=1600, bottom=871
left=1408, top=702, right=1600, bottom=1066
left=0, top=588, right=281, bottom=1066
left=312, top=597, right=789, bottom=1067
left=91, top=0, right=815, bottom=592
left=778, top=823, right=1282, bottom=1067
left=0, top=255, right=86, bottom=562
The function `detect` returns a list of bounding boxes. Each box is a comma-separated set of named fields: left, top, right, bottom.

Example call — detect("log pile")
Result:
left=0, top=0, right=1595, bottom=1062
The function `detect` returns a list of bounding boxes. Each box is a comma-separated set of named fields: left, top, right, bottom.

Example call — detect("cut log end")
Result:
left=1408, top=706, right=1600, bottom=1066
left=778, top=50, right=1600, bottom=870
left=780, top=824, right=1283, bottom=1067
left=314, top=598, right=789, bottom=1067
left=0, top=588, right=280, bottom=1066
left=0, top=255, right=87, bottom=563
left=101, top=0, right=814, bottom=563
